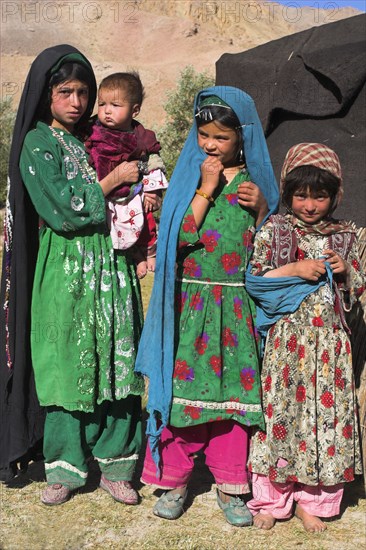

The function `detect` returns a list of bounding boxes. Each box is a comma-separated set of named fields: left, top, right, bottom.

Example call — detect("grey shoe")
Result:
left=41, top=483, right=71, bottom=506
left=153, top=488, right=188, bottom=520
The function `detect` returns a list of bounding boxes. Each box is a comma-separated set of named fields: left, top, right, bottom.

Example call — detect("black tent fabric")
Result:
left=216, top=14, right=366, bottom=227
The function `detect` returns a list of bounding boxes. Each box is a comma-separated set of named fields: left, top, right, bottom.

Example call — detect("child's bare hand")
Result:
left=113, top=160, right=139, bottom=185
left=294, top=259, right=327, bottom=281
left=200, top=156, right=223, bottom=194
left=323, top=249, right=349, bottom=276
left=144, top=192, right=162, bottom=213
left=237, top=181, right=267, bottom=212
left=99, top=161, right=139, bottom=196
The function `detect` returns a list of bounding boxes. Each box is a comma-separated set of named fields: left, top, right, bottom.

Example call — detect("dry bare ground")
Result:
left=0, top=427, right=365, bottom=550
left=1, top=2, right=365, bottom=548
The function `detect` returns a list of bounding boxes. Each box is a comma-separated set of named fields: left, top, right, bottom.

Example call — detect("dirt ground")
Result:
left=0, top=437, right=365, bottom=550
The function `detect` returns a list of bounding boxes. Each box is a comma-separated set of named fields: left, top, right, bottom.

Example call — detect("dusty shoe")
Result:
left=216, top=489, right=253, bottom=527
left=100, top=475, right=139, bottom=505
left=41, top=483, right=71, bottom=506
left=153, top=488, right=188, bottom=520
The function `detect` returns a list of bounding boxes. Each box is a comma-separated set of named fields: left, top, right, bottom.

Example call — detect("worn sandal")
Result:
left=216, top=489, right=253, bottom=527
left=100, top=475, right=139, bottom=505
left=153, top=488, right=188, bottom=520
left=41, top=483, right=71, bottom=506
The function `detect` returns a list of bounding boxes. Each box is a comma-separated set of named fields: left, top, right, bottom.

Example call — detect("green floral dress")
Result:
left=20, top=122, right=144, bottom=413
left=170, top=171, right=264, bottom=429
left=248, top=219, right=364, bottom=486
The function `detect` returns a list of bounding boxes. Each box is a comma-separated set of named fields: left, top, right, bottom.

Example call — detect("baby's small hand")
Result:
left=144, top=192, right=162, bottom=213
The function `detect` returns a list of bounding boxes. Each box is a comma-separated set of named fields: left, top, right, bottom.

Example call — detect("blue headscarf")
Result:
left=135, top=86, right=279, bottom=471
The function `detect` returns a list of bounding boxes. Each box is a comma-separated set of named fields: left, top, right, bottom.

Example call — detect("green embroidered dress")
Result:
left=20, top=122, right=144, bottom=413
left=170, top=172, right=264, bottom=429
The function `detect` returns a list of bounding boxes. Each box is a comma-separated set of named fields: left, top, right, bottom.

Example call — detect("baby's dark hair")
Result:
left=195, top=104, right=243, bottom=161
left=282, top=165, right=341, bottom=213
left=37, top=62, right=95, bottom=127
left=99, top=72, right=145, bottom=105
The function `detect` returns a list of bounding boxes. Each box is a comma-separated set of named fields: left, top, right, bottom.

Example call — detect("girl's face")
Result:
left=291, top=187, right=332, bottom=224
left=197, top=121, right=240, bottom=167
left=50, top=79, right=89, bottom=132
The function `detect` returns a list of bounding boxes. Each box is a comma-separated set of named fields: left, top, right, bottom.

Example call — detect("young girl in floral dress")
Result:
left=135, top=87, right=279, bottom=525
left=247, top=143, right=365, bottom=532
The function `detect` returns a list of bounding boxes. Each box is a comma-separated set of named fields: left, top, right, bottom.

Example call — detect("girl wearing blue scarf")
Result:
left=135, top=86, right=279, bottom=525
left=246, top=143, right=364, bottom=533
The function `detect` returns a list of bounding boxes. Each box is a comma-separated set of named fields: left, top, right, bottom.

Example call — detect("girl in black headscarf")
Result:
left=0, top=45, right=145, bottom=506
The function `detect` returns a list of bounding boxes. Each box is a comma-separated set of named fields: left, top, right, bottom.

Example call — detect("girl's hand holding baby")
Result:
left=113, top=160, right=140, bottom=185
left=99, top=161, right=139, bottom=196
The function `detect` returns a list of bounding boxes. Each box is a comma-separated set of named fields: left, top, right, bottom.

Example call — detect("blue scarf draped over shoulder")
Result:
left=246, top=265, right=333, bottom=352
left=134, top=86, right=279, bottom=472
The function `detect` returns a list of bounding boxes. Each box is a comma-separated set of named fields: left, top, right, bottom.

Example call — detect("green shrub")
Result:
left=159, top=66, right=214, bottom=177
left=0, top=98, right=16, bottom=207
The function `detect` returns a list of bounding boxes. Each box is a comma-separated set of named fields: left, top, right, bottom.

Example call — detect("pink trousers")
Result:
left=248, top=473, right=344, bottom=519
left=141, top=420, right=250, bottom=494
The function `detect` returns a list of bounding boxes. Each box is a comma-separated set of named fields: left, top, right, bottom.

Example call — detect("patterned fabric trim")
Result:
left=270, top=214, right=297, bottom=267
left=173, top=397, right=262, bottom=412
left=95, top=454, right=139, bottom=464
left=176, top=278, right=245, bottom=287
left=3, top=178, right=13, bottom=370
left=45, top=460, right=88, bottom=478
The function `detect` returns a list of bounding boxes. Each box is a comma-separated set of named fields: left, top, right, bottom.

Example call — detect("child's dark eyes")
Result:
left=198, top=131, right=229, bottom=140
left=59, top=88, right=88, bottom=96
left=294, top=193, right=329, bottom=200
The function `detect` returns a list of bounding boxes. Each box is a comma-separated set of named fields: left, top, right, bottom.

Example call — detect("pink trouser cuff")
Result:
left=248, top=474, right=344, bottom=519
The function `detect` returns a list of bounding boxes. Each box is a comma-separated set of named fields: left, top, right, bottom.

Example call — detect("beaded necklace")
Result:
left=49, top=126, right=95, bottom=184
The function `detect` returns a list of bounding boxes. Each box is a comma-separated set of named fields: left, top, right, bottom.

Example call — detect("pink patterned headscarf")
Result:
left=280, top=142, right=343, bottom=206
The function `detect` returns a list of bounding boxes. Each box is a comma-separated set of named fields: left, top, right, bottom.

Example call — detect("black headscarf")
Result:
left=0, top=45, right=97, bottom=480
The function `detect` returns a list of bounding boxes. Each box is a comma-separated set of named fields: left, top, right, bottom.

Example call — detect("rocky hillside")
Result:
left=1, top=0, right=361, bottom=126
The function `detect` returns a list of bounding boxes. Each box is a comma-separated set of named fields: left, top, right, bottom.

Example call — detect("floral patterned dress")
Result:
left=20, top=122, right=144, bottom=413
left=248, top=217, right=365, bottom=486
left=169, top=171, right=264, bottom=430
